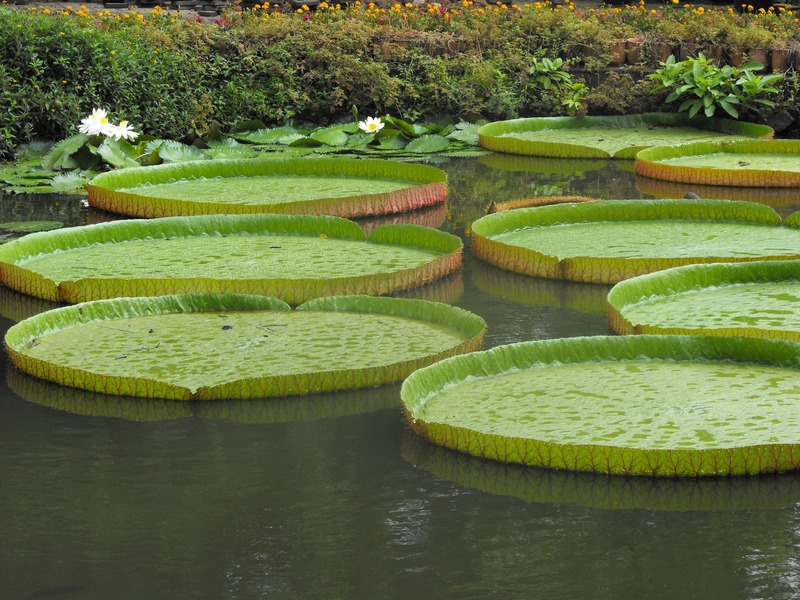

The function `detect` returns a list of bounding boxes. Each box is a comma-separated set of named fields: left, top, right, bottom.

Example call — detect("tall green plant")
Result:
left=648, top=53, right=783, bottom=119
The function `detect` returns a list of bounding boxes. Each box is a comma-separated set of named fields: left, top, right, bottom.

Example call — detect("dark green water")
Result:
left=2, top=156, right=800, bottom=600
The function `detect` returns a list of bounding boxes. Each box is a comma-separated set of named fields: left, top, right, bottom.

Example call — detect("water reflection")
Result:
left=636, top=174, right=800, bottom=218
left=402, top=431, right=800, bottom=512
left=2, top=155, right=800, bottom=600
left=7, top=365, right=401, bottom=423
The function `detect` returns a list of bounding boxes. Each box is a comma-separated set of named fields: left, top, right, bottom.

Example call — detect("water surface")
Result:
left=2, top=156, right=800, bottom=600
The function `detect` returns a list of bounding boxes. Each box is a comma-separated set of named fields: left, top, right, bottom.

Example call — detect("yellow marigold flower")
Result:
left=43, top=8, right=51, bottom=13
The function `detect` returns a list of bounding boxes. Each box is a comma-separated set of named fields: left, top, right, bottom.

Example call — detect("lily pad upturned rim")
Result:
left=470, top=198, right=795, bottom=284
left=5, top=293, right=487, bottom=401
left=477, top=113, right=773, bottom=159
left=85, top=156, right=448, bottom=219
left=635, top=139, right=800, bottom=187
left=607, top=259, right=800, bottom=341
left=0, top=214, right=463, bottom=304
left=401, top=334, right=800, bottom=477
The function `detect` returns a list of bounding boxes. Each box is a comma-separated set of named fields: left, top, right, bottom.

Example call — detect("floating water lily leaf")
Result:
left=608, top=260, right=800, bottom=341
left=0, top=214, right=462, bottom=303
left=51, top=171, right=90, bottom=193
left=0, top=221, right=62, bottom=233
left=636, top=139, right=800, bottom=187
left=471, top=199, right=800, bottom=284
left=478, top=113, right=773, bottom=159
left=5, top=294, right=486, bottom=400
left=401, top=335, right=800, bottom=477
left=148, top=140, right=210, bottom=164
left=85, top=156, right=448, bottom=218
left=401, top=432, right=800, bottom=510
left=405, top=135, right=450, bottom=154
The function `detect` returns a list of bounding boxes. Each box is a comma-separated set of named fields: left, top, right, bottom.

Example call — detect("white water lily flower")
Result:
left=78, top=107, right=112, bottom=136
left=358, top=116, right=384, bottom=133
left=108, top=120, right=139, bottom=141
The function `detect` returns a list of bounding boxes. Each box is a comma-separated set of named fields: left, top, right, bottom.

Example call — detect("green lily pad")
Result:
left=85, top=156, right=448, bottom=219
left=401, top=335, right=800, bottom=477
left=608, top=260, right=800, bottom=342
left=0, top=214, right=462, bottom=303
left=471, top=199, right=800, bottom=284
left=5, top=294, right=486, bottom=400
left=0, top=221, right=63, bottom=233
left=478, top=113, right=773, bottom=159
left=636, top=139, right=800, bottom=187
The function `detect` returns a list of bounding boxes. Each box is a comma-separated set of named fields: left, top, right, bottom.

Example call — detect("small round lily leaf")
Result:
left=5, top=294, right=486, bottom=400
left=401, top=335, right=800, bottom=477
left=608, top=260, right=800, bottom=341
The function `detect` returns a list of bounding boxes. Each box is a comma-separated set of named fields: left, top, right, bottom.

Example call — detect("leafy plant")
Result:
left=648, top=53, right=783, bottom=119
left=528, top=57, right=587, bottom=116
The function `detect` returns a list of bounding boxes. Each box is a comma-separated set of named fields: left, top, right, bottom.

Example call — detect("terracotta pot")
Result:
left=649, top=41, right=674, bottom=64
left=609, top=40, right=626, bottom=66
left=746, top=48, right=770, bottom=66
left=702, top=45, right=725, bottom=65
left=771, top=47, right=790, bottom=72
left=625, top=36, right=644, bottom=65
left=679, top=42, right=697, bottom=61
left=727, top=50, right=744, bottom=67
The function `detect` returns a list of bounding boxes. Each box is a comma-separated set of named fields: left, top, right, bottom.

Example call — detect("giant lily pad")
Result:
left=636, top=139, right=800, bottom=187
left=401, top=335, right=800, bottom=477
left=85, top=157, right=448, bottom=218
left=478, top=113, right=773, bottom=159
left=5, top=294, right=486, bottom=400
left=0, top=214, right=462, bottom=303
left=608, top=260, right=800, bottom=342
left=471, top=199, right=800, bottom=284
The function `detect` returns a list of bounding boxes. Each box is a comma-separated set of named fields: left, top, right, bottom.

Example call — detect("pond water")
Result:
left=1, top=155, right=800, bottom=600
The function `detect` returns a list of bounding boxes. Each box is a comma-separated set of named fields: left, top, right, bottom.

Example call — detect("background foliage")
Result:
left=1, top=1, right=799, bottom=159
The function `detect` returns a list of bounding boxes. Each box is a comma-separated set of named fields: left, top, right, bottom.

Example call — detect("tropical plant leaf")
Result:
left=41, top=134, right=90, bottom=170
left=608, top=260, right=800, bottom=341
left=636, top=139, right=800, bottom=187
left=401, top=334, right=800, bottom=476
left=0, top=214, right=462, bottom=304
left=50, top=171, right=90, bottom=193
left=93, top=138, right=140, bottom=169
left=150, top=140, right=209, bottom=163
left=5, top=293, right=484, bottom=400
left=406, top=135, right=450, bottom=154
left=85, top=156, right=448, bottom=219
left=470, top=199, right=799, bottom=283
left=478, top=113, right=773, bottom=159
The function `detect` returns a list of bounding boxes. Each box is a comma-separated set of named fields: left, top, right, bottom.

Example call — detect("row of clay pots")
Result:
left=608, top=37, right=798, bottom=72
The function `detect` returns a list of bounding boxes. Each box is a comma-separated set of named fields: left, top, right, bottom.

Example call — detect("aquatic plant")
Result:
left=4, top=293, right=486, bottom=400
left=401, top=334, right=800, bottom=477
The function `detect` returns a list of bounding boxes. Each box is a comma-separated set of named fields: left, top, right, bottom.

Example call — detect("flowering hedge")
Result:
left=1, top=1, right=799, bottom=159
